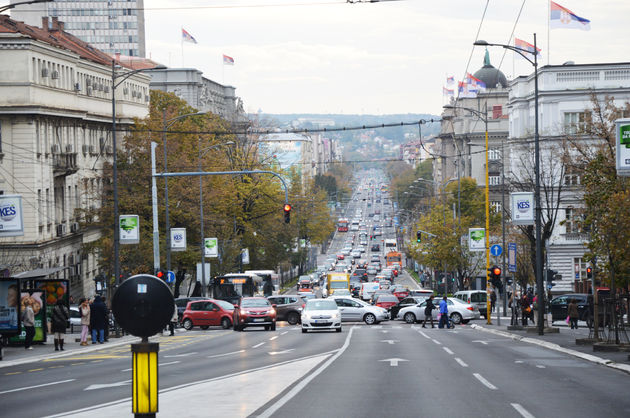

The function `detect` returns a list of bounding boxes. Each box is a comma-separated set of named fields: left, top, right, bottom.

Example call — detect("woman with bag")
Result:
left=568, top=298, right=579, bottom=329
left=421, top=295, right=436, bottom=328
left=22, top=298, right=36, bottom=350
left=79, top=298, right=91, bottom=346
left=51, top=299, right=69, bottom=351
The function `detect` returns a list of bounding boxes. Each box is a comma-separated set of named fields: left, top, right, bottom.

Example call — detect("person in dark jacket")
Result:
left=421, top=295, right=436, bottom=328
left=568, top=298, right=579, bottom=329
left=51, top=299, right=69, bottom=351
left=90, top=295, right=107, bottom=344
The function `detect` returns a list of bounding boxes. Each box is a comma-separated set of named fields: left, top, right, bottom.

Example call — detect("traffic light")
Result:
left=416, top=230, right=422, bottom=243
left=546, top=268, right=558, bottom=287
left=488, top=265, right=502, bottom=290
left=586, top=266, right=593, bottom=279
left=155, top=269, right=167, bottom=280
left=283, top=203, right=292, bottom=224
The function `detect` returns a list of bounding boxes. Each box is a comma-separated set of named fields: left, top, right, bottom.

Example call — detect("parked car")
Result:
left=330, top=296, right=389, bottom=325
left=374, top=294, right=399, bottom=311
left=550, top=293, right=590, bottom=322
left=181, top=299, right=234, bottom=330
left=397, top=297, right=480, bottom=325
left=267, top=295, right=305, bottom=325
left=233, top=297, right=277, bottom=331
left=453, top=290, right=488, bottom=318
left=301, top=298, right=342, bottom=333
left=389, top=296, right=429, bottom=320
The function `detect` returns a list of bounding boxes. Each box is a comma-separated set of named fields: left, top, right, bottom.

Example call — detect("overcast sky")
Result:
left=144, top=0, right=628, bottom=115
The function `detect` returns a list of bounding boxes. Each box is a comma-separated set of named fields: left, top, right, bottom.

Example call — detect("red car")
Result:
left=181, top=299, right=234, bottom=330
left=233, top=297, right=277, bottom=331
left=337, top=254, right=345, bottom=260
left=375, top=294, right=399, bottom=311
left=391, top=286, right=410, bottom=300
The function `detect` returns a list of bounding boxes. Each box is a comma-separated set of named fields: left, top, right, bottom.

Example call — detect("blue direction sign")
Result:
left=490, top=244, right=503, bottom=257
left=166, top=270, right=176, bottom=283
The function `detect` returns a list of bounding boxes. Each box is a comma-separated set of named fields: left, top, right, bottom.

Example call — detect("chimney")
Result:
left=51, top=16, right=58, bottom=29
left=57, top=20, right=64, bottom=31
left=42, top=16, right=49, bottom=30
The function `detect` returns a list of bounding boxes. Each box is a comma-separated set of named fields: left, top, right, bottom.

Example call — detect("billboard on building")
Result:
left=0, top=195, right=24, bottom=237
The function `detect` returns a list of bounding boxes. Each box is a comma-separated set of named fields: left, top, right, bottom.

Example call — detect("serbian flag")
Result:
left=550, top=1, right=590, bottom=31
left=182, top=28, right=197, bottom=44
left=466, top=72, right=486, bottom=90
left=446, top=75, right=455, bottom=86
left=223, top=54, right=235, bottom=65
left=515, top=38, right=542, bottom=58
left=443, top=87, right=454, bottom=97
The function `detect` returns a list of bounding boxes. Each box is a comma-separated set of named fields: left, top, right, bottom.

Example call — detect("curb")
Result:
left=470, top=324, right=630, bottom=375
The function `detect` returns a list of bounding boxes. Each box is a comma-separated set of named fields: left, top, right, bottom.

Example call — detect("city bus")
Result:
left=385, top=251, right=402, bottom=267
left=337, top=218, right=349, bottom=232
left=384, top=238, right=397, bottom=252
left=210, top=273, right=262, bottom=305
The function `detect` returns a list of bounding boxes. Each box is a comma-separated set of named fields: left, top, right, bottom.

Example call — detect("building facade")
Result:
left=0, top=15, right=150, bottom=298
left=10, top=0, right=146, bottom=57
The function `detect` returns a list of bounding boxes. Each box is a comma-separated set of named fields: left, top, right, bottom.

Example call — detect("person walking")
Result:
left=22, top=298, right=36, bottom=350
left=51, top=299, right=69, bottom=351
left=169, top=302, right=178, bottom=336
left=438, top=296, right=451, bottom=329
left=521, top=293, right=531, bottom=326
left=568, top=298, right=579, bottom=329
left=90, top=295, right=107, bottom=344
left=79, top=298, right=91, bottom=346
left=421, top=295, right=436, bottom=328
left=490, top=290, right=497, bottom=313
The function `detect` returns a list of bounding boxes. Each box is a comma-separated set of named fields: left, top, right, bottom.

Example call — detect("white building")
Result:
left=508, top=61, right=630, bottom=293
left=0, top=15, right=150, bottom=298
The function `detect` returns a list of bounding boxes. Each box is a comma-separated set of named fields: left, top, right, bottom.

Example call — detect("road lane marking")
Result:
left=268, top=349, right=294, bottom=355
left=431, top=339, right=441, bottom=345
left=281, top=331, right=289, bottom=335
left=515, top=360, right=524, bottom=364
left=536, top=365, right=546, bottom=369
left=454, top=357, right=468, bottom=367
left=379, top=358, right=408, bottom=366
left=511, top=403, right=536, bottom=418
left=4, top=371, right=22, bottom=375
left=252, top=342, right=265, bottom=348
left=473, top=373, right=497, bottom=390
left=443, top=347, right=454, bottom=355
left=70, top=363, right=85, bottom=366
left=270, top=336, right=279, bottom=341
left=28, top=368, right=44, bottom=372
left=159, top=361, right=180, bottom=367
left=85, top=380, right=131, bottom=391
left=418, top=331, right=431, bottom=339
left=380, top=340, right=398, bottom=345
left=206, top=350, right=246, bottom=359
left=164, top=352, right=197, bottom=358
left=0, top=379, right=75, bottom=395
left=472, top=340, right=488, bottom=345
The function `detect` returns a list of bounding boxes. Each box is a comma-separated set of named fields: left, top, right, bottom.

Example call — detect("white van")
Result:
left=360, top=282, right=380, bottom=301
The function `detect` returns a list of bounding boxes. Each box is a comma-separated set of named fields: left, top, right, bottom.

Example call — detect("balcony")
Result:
left=53, top=153, right=78, bottom=176
left=561, top=232, right=589, bottom=242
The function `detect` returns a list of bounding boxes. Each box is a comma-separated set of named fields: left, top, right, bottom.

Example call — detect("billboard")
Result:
left=34, top=280, right=69, bottom=329
left=0, top=278, right=20, bottom=333
left=0, top=195, right=24, bottom=237
left=204, top=238, right=218, bottom=258
left=120, top=214, right=140, bottom=244
left=616, top=118, right=630, bottom=176
left=171, top=228, right=187, bottom=251
left=468, top=228, right=485, bottom=252
left=511, top=192, right=535, bottom=225
left=10, top=290, right=46, bottom=344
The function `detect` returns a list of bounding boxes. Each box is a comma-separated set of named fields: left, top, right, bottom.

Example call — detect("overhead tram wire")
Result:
left=497, top=0, right=528, bottom=73
left=454, top=0, right=489, bottom=102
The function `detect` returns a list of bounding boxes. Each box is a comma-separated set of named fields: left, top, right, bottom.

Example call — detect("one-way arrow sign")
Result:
left=380, top=340, right=399, bottom=345
left=379, top=358, right=408, bottom=367
left=84, top=380, right=131, bottom=391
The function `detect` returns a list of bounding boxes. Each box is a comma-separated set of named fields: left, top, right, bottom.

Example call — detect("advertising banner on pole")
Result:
left=204, top=238, right=218, bottom=258
left=241, top=248, right=250, bottom=265
left=615, top=118, right=630, bottom=176
left=0, top=195, right=24, bottom=237
left=508, top=243, right=517, bottom=273
left=120, top=215, right=139, bottom=244
left=468, top=228, right=485, bottom=252
left=511, top=192, right=535, bottom=225
left=170, top=228, right=186, bottom=251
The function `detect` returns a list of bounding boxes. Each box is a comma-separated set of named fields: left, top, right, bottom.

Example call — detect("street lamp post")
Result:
left=475, top=34, right=543, bottom=334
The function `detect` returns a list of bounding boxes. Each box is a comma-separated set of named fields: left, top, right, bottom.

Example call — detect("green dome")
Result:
left=473, top=49, right=508, bottom=89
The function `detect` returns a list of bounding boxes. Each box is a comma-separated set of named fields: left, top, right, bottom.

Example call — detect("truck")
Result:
left=327, top=272, right=350, bottom=295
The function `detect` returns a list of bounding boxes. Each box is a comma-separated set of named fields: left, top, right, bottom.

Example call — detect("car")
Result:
left=379, top=280, right=391, bottom=290
left=351, top=269, right=368, bottom=282
left=374, top=294, right=399, bottom=311
left=351, top=283, right=361, bottom=298
left=267, top=295, right=305, bottom=325
left=550, top=293, right=590, bottom=322
left=408, top=289, right=435, bottom=298
left=397, top=297, right=480, bottom=325
left=360, top=282, right=380, bottom=301
left=332, top=289, right=352, bottom=297
left=351, top=251, right=362, bottom=259
left=389, top=296, right=429, bottom=320
left=233, top=297, right=277, bottom=331
left=391, top=285, right=409, bottom=300
left=366, top=267, right=377, bottom=276
left=337, top=254, right=345, bottom=260
left=69, top=306, right=81, bottom=330
left=370, top=289, right=392, bottom=305
left=453, top=290, right=488, bottom=318
left=175, top=297, right=207, bottom=323
left=301, top=299, right=342, bottom=333
left=330, top=296, right=389, bottom=325
left=181, top=299, right=235, bottom=330
left=370, top=254, right=380, bottom=262
left=371, top=244, right=380, bottom=252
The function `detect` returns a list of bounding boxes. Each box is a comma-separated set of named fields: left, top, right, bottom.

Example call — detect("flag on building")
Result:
left=223, top=54, right=234, bottom=65
left=515, top=37, right=542, bottom=58
left=550, top=1, right=590, bottom=31
left=182, top=28, right=197, bottom=44
left=466, top=72, right=486, bottom=91
left=446, top=75, right=455, bottom=86
left=443, top=87, right=454, bottom=97
left=458, top=81, right=477, bottom=98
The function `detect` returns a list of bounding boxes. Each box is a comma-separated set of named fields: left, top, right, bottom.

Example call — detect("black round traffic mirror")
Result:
left=112, top=274, right=174, bottom=338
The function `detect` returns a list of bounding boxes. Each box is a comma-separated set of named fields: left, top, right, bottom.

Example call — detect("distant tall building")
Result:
left=10, top=0, right=146, bottom=57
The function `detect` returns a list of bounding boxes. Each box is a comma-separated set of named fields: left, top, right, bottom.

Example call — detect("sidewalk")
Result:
left=470, top=317, right=630, bottom=375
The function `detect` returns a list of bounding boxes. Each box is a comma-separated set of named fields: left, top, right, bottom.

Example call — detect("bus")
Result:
left=384, top=238, right=397, bottom=252
left=211, top=273, right=262, bottom=305
left=337, top=218, right=349, bottom=232
left=385, top=251, right=402, bottom=267
left=327, top=272, right=350, bottom=295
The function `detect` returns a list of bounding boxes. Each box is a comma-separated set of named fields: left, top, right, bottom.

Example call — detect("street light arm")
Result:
left=474, top=40, right=534, bottom=65
left=200, top=141, right=234, bottom=158
left=0, top=0, right=52, bottom=14
left=166, top=111, right=207, bottom=129
left=112, top=63, right=167, bottom=89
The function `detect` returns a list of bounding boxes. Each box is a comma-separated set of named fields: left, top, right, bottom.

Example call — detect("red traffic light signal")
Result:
left=586, top=267, right=593, bottom=278
left=283, top=204, right=292, bottom=224
left=491, top=266, right=501, bottom=277
left=156, top=269, right=166, bottom=280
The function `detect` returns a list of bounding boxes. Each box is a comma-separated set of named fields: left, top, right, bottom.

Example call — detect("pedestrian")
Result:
left=526, top=289, right=535, bottom=324
left=490, top=290, right=497, bottom=313
left=79, top=298, right=91, bottom=346
left=568, top=298, right=579, bottom=329
left=169, top=302, right=178, bottom=336
left=90, top=295, right=107, bottom=344
left=587, top=292, right=594, bottom=328
left=51, top=299, right=69, bottom=351
left=421, top=295, right=436, bottom=328
left=438, top=296, right=451, bottom=329
left=22, top=297, right=36, bottom=350
left=521, top=293, right=530, bottom=326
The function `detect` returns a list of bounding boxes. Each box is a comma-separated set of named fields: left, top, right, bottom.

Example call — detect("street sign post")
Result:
left=490, top=244, right=502, bottom=257
left=166, top=271, right=175, bottom=284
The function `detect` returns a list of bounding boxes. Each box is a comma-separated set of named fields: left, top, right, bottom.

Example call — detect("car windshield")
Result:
left=305, top=300, right=338, bottom=311
left=377, top=295, right=399, bottom=302
left=241, top=298, right=270, bottom=308
left=215, top=300, right=234, bottom=310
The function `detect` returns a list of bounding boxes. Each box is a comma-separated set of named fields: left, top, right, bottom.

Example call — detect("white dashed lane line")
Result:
left=206, top=350, right=246, bottom=359
left=270, top=336, right=278, bottom=341
left=473, top=373, right=497, bottom=390
left=252, top=342, right=265, bottom=348
left=511, top=403, right=536, bottom=418
left=443, top=347, right=454, bottom=355
left=431, top=339, right=441, bottom=345
left=454, top=357, right=468, bottom=367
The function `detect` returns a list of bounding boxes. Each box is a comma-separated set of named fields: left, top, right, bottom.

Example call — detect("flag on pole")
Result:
left=458, top=81, right=477, bottom=98
left=443, top=87, right=454, bottom=97
left=223, top=54, right=235, bottom=65
left=466, top=73, right=486, bottom=91
left=182, top=28, right=197, bottom=44
left=550, top=1, right=590, bottom=31
left=446, top=76, right=455, bottom=86
left=515, top=38, right=542, bottom=58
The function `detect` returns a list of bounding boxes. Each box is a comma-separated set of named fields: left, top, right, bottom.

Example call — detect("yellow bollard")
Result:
left=132, top=339, right=159, bottom=417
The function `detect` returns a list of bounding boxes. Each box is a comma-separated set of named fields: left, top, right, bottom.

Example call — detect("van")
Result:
left=453, top=290, right=488, bottom=318
left=360, top=282, right=380, bottom=301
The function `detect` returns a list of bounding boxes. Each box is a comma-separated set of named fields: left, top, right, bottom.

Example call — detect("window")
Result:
left=565, top=207, right=580, bottom=234
left=564, top=112, right=590, bottom=135
left=489, top=176, right=501, bottom=186
left=190, top=302, right=204, bottom=311
left=488, top=148, right=501, bottom=161
left=490, top=201, right=501, bottom=214
left=564, top=166, right=581, bottom=186
left=574, top=257, right=587, bottom=280
left=492, top=105, right=503, bottom=119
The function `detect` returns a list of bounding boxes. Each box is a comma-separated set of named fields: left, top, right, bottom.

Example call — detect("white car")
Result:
left=302, top=299, right=342, bottom=333
left=396, top=297, right=480, bottom=325
left=330, top=296, right=389, bottom=325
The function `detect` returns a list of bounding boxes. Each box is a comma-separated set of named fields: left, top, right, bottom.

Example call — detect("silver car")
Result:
left=396, top=297, right=480, bottom=325
left=301, top=299, right=342, bottom=333
left=330, top=296, right=389, bottom=325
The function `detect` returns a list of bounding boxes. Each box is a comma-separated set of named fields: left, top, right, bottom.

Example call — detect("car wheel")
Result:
left=450, top=312, right=463, bottom=325
left=302, top=328, right=307, bottom=333
left=404, top=312, right=416, bottom=324
left=183, top=319, right=193, bottom=330
left=461, top=319, right=470, bottom=325
left=287, top=312, right=300, bottom=325
left=200, top=325, right=209, bottom=330
left=221, top=317, right=232, bottom=329
left=336, top=327, right=342, bottom=332
left=364, top=313, right=377, bottom=325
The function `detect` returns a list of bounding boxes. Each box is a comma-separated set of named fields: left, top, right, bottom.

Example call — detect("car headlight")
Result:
left=240, top=309, right=247, bottom=315
left=268, top=309, right=276, bottom=315
left=332, top=312, right=340, bottom=319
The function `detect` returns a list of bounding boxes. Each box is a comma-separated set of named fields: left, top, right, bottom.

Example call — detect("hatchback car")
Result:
left=397, top=297, right=479, bottom=325
left=374, top=294, right=399, bottom=311
left=301, top=299, right=342, bottom=333
left=267, top=295, right=305, bottom=325
left=331, top=296, right=389, bottom=325
left=389, top=296, right=429, bottom=320
left=233, top=297, right=277, bottom=331
left=453, top=290, right=488, bottom=318
left=371, top=244, right=380, bottom=252
left=175, top=297, right=207, bottom=323
left=181, top=299, right=235, bottom=330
